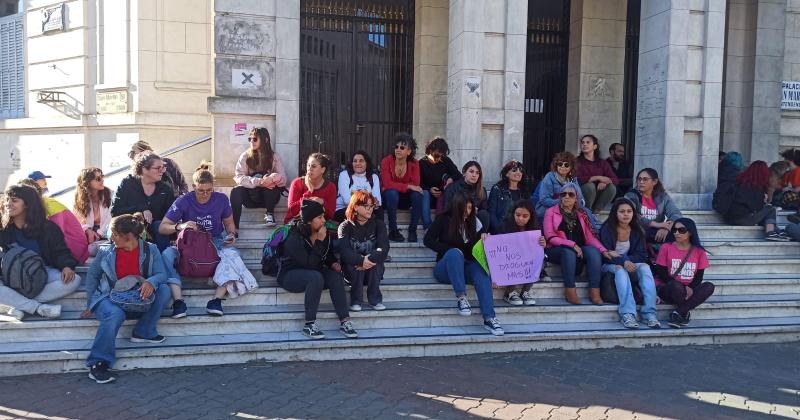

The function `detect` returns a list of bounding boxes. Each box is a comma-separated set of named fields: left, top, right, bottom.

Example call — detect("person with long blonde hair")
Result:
left=74, top=167, right=113, bottom=255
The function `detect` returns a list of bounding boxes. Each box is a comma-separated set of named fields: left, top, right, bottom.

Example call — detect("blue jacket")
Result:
left=598, top=223, right=649, bottom=265
left=535, top=172, right=576, bottom=218
left=84, top=240, right=167, bottom=310
left=487, top=183, right=530, bottom=234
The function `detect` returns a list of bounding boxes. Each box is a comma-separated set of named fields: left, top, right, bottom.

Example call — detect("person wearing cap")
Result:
left=28, top=171, right=51, bottom=194
left=277, top=199, right=358, bottom=340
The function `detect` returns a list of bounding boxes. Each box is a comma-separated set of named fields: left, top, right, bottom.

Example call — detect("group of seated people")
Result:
left=0, top=130, right=746, bottom=385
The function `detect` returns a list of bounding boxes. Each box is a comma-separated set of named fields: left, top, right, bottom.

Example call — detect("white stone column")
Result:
left=634, top=0, right=726, bottom=209
left=413, top=0, right=449, bottom=143
left=781, top=0, right=800, bottom=149
left=751, top=0, right=786, bottom=162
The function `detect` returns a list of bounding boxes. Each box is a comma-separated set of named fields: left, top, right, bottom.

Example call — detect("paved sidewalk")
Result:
left=0, top=343, right=798, bottom=420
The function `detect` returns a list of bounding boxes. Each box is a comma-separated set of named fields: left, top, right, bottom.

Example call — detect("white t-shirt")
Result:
left=336, top=170, right=382, bottom=210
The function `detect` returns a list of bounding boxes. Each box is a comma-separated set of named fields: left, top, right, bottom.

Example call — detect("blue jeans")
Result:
left=433, top=248, right=496, bottom=319
left=545, top=245, right=602, bottom=288
left=602, top=263, right=657, bottom=317
left=86, top=283, right=171, bottom=367
left=421, top=189, right=433, bottom=228
left=162, top=235, right=233, bottom=286
left=383, top=188, right=423, bottom=232
left=150, top=220, right=172, bottom=252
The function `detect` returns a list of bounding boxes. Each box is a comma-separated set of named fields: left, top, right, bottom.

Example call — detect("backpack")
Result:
left=176, top=228, right=220, bottom=277
left=261, top=224, right=291, bottom=276
left=1, top=245, right=49, bottom=299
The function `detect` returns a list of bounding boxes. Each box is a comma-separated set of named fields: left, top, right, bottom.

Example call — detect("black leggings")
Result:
left=230, top=186, right=282, bottom=228
left=278, top=267, right=349, bottom=322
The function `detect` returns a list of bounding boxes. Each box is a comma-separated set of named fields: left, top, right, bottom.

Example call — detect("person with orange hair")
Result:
left=337, top=190, right=390, bottom=311
left=722, top=160, right=789, bottom=241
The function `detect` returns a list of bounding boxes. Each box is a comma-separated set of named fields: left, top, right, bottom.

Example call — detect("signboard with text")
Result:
left=96, top=90, right=129, bottom=114
left=41, top=4, right=65, bottom=33
left=782, top=81, right=800, bottom=110
left=483, top=230, right=545, bottom=286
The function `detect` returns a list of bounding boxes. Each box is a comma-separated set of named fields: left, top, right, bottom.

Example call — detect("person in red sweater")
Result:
left=284, top=153, right=336, bottom=224
left=380, top=132, right=423, bottom=242
left=576, top=134, right=619, bottom=214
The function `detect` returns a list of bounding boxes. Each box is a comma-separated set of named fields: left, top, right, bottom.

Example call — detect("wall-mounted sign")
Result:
left=782, top=81, right=800, bottom=110
left=96, top=90, right=129, bottom=114
left=41, top=4, right=65, bottom=33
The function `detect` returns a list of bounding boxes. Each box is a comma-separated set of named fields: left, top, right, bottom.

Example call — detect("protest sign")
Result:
left=483, top=230, right=545, bottom=286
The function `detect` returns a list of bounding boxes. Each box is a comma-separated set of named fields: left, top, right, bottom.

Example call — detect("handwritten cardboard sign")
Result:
left=484, top=230, right=545, bottom=286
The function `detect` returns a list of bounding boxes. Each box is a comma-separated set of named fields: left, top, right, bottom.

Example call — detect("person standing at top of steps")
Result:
left=111, top=152, right=177, bottom=252
left=160, top=162, right=253, bottom=319
left=73, top=167, right=114, bottom=257
left=442, top=161, right=491, bottom=232
left=231, top=127, right=287, bottom=229
left=576, top=134, right=618, bottom=214
left=0, top=185, right=81, bottom=321
left=418, top=137, right=462, bottom=229
left=338, top=190, right=389, bottom=312
left=423, top=192, right=504, bottom=336
left=488, top=160, right=533, bottom=234
left=285, top=153, right=336, bottom=225
left=278, top=199, right=358, bottom=340
left=720, top=161, right=790, bottom=242
left=82, top=214, right=172, bottom=384
left=624, top=168, right=683, bottom=245
left=652, top=218, right=714, bottom=329
left=535, top=152, right=578, bottom=221
left=381, top=132, right=423, bottom=243
left=599, top=198, right=661, bottom=329
left=543, top=182, right=609, bottom=305
left=335, top=150, right=382, bottom=222
left=128, top=140, right=189, bottom=198
left=499, top=200, right=547, bottom=306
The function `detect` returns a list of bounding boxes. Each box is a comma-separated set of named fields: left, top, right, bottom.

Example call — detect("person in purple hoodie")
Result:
left=576, top=134, right=619, bottom=214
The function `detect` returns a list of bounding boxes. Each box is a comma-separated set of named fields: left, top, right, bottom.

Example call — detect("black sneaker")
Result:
left=788, top=212, right=800, bottom=224
left=765, top=230, right=791, bottom=242
left=206, top=298, right=224, bottom=316
left=171, top=299, right=187, bottom=319
left=388, top=229, right=405, bottom=242
left=130, top=334, right=166, bottom=343
left=303, top=322, right=325, bottom=339
left=667, top=311, right=687, bottom=329
left=483, top=317, right=505, bottom=336
left=681, top=311, right=691, bottom=326
left=88, top=361, right=115, bottom=384
left=339, top=320, right=359, bottom=338
left=407, top=229, right=418, bottom=243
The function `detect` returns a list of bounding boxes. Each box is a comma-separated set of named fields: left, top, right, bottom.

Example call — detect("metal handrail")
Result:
left=49, top=134, right=212, bottom=198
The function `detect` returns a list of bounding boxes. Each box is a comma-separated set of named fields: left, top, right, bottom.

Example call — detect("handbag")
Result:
left=600, top=269, right=643, bottom=304
left=109, top=244, right=153, bottom=312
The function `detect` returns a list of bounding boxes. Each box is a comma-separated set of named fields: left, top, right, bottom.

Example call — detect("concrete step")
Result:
left=1, top=316, right=798, bottom=377
left=3, top=294, right=799, bottom=343
left=48, top=276, right=800, bottom=311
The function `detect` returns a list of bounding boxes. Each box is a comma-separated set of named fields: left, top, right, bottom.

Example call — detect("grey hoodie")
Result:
left=624, top=189, right=683, bottom=228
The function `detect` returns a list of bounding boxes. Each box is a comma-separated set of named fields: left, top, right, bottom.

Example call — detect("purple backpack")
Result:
left=176, top=228, right=220, bottom=277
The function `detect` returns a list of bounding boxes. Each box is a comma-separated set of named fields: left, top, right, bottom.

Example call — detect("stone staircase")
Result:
left=0, top=207, right=798, bottom=377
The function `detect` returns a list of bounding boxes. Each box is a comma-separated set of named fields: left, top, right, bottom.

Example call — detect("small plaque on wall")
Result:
left=97, top=90, right=129, bottom=114
left=41, top=4, right=65, bottom=33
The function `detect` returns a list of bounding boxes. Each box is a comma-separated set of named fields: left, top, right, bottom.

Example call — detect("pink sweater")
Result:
left=542, top=205, right=607, bottom=252
left=233, top=151, right=287, bottom=189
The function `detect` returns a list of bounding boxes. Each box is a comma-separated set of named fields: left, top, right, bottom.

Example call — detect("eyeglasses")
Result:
left=394, top=145, right=407, bottom=150
left=637, top=177, right=653, bottom=182
left=149, top=165, right=165, bottom=172
left=248, top=137, right=259, bottom=143
left=672, top=227, right=689, bottom=234
left=358, top=203, right=376, bottom=210
left=195, top=188, right=214, bottom=195
left=556, top=162, right=571, bottom=168
left=560, top=191, right=576, bottom=198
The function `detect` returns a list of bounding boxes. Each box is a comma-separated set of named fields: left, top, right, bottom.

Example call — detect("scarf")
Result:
left=560, top=204, right=578, bottom=232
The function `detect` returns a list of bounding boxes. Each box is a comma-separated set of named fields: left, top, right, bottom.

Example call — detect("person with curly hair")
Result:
left=380, top=132, right=423, bottom=242
left=74, top=167, right=113, bottom=256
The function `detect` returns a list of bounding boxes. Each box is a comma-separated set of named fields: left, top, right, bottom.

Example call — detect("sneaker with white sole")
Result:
left=0, top=304, right=23, bottom=321
left=264, top=213, right=276, bottom=227
left=668, top=311, right=688, bottom=328
left=349, top=303, right=362, bottom=312
left=483, top=317, right=504, bottom=336
left=504, top=290, right=523, bottom=306
left=88, top=361, right=116, bottom=384
left=303, top=322, right=325, bottom=339
left=766, top=230, right=791, bottom=242
left=35, top=304, right=61, bottom=319
left=642, top=314, right=662, bottom=328
left=339, top=320, right=358, bottom=338
left=457, top=296, right=472, bottom=316
left=130, top=334, right=166, bottom=343
left=521, top=290, right=536, bottom=306
left=371, top=303, right=386, bottom=311
left=620, top=313, right=639, bottom=329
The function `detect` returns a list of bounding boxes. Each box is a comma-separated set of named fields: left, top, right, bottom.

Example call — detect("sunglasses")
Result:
left=560, top=191, right=576, bottom=198
left=394, top=145, right=407, bottom=150
left=672, top=227, right=689, bottom=234
left=509, top=166, right=523, bottom=173
left=557, top=162, right=571, bottom=168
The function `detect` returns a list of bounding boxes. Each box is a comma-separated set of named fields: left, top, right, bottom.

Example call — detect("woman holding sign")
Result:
left=423, top=193, right=503, bottom=336
left=500, top=200, right=546, bottom=305
left=599, top=198, right=661, bottom=329
left=543, top=183, right=611, bottom=305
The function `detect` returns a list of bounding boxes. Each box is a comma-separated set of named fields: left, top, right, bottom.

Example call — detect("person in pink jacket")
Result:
left=231, top=127, right=287, bottom=228
left=543, top=182, right=613, bottom=305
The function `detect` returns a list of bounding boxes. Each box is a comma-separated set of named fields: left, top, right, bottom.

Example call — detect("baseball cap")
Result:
left=28, top=171, right=52, bottom=181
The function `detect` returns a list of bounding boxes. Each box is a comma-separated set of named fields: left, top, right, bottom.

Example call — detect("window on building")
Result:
left=0, top=1, right=24, bottom=119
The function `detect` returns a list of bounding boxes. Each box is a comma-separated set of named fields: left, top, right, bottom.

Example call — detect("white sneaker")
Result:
left=521, top=290, right=536, bottom=306
left=0, top=304, right=23, bottom=321
left=264, top=213, right=276, bottom=227
left=504, top=290, right=523, bottom=306
left=349, top=304, right=362, bottom=312
left=371, top=303, right=386, bottom=311
left=483, top=317, right=505, bottom=336
left=36, top=304, right=62, bottom=319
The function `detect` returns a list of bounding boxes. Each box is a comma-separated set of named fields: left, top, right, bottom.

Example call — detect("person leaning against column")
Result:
left=380, top=132, right=423, bottom=242
left=0, top=185, right=81, bottom=321
left=231, top=127, right=286, bottom=228
left=543, top=182, right=610, bottom=305
left=284, top=153, right=336, bottom=224
left=576, top=134, right=618, bottom=214
left=82, top=213, right=172, bottom=384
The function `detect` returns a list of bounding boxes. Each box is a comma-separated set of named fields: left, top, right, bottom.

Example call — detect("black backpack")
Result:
left=1, top=245, right=49, bottom=299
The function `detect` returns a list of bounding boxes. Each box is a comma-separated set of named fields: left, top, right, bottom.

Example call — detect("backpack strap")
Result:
left=670, top=245, right=693, bottom=280
left=141, top=242, right=151, bottom=278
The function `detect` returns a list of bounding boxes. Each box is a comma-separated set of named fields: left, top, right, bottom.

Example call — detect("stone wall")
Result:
left=722, top=0, right=757, bottom=158
left=782, top=0, right=800, bottom=150
left=412, top=0, right=449, bottom=144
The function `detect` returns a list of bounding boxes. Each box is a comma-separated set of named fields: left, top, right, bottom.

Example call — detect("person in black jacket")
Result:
left=712, top=151, right=743, bottom=215
left=338, top=190, right=390, bottom=311
left=722, top=160, right=789, bottom=241
left=418, top=137, right=462, bottom=228
left=488, top=160, right=533, bottom=234
left=0, top=185, right=81, bottom=320
left=423, top=192, right=503, bottom=336
left=599, top=198, right=660, bottom=329
left=128, top=140, right=188, bottom=198
left=442, top=161, right=490, bottom=230
left=111, top=152, right=176, bottom=251
left=278, top=199, right=357, bottom=340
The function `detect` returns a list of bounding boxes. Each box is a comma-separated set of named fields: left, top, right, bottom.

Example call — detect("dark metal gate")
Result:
left=300, top=0, right=415, bottom=176
left=621, top=0, right=641, bottom=161
left=523, top=0, right=571, bottom=181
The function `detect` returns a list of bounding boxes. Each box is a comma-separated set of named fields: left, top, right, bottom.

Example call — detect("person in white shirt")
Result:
left=335, top=151, right=383, bottom=222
